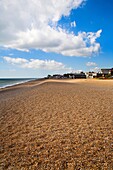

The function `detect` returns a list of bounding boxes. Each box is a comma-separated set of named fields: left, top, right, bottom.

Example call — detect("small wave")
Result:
left=0, top=79, right=36, bottom=89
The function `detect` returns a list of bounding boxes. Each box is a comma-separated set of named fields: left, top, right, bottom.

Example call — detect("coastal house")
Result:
left=52, top=74, right=63, bottom=79
left=74, top=72, right=86, bottom=79
left=96, top=72, right=103, bottom=78
left=111, top=68, right=113, bottom=76
left=101, top=68, right=113, bottom=77
left=63, top=72, right=86, bottom=79
left=85, top=72, right=97, bottom=78
left=63, top=73, right=75, bottom=79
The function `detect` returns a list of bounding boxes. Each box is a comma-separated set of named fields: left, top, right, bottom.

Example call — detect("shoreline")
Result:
left=0, top=79, right=34, bottom=89
left=0, top=78, right=113, bottom=91
left=0, top=78, right=45, bottom=91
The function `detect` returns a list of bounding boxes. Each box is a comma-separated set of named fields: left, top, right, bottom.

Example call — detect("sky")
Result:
left=0, top=0, right=113, bottom=78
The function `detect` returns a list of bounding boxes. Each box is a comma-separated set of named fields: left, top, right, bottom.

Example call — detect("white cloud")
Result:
left=71, top=21, right=76, bottom=27
left=93, top=67, right=100, bottom=72
left=3, top=56, right=28, bottom=65
left=87, top=30, right=102, bottom=44
left=0, top=0, right=102, bottom=57
left=86, top=62, right=97, bottom=67
left=3, top=56, right=72, bottom=71
left=88, top=67, right=100, bottom=72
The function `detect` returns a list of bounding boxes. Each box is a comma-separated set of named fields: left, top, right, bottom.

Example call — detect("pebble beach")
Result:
left=0, top=79, right=113, bottom=169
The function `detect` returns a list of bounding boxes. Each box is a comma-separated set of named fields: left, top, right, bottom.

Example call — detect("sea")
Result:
left=0, top=78, right=36, bottom=89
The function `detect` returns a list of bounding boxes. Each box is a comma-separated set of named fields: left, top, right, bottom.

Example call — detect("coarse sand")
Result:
left=0, top=79, right=113, bottom=169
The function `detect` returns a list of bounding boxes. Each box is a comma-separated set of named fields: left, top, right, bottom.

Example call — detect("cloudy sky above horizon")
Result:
left=0, top=0, right=113, bottom=78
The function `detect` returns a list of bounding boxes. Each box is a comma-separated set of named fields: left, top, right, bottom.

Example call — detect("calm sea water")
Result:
left=0, top=78, right=35, bottom=88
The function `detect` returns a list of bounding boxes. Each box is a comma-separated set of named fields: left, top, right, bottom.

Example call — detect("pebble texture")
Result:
left=0, top=80, right=113, bottom=169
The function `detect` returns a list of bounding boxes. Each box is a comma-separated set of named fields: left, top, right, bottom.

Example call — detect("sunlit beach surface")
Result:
left=0, top=79, right=113, bottom=169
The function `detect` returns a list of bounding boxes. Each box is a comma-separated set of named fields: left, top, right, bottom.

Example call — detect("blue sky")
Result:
left=0, top=0, right=113, bottom=78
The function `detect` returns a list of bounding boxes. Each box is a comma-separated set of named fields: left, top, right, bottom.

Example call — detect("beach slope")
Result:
left=0, top=79, right=113, bottom=169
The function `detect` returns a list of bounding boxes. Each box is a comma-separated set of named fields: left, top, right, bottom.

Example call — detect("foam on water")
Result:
left=0, top=78, right=35, bottom=89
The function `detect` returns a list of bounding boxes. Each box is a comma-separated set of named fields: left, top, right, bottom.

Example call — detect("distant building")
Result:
left=52, top=74, right=63, bottom=79
left=85, top=72, right=97, bottom=78
left=63, top=72, right=86, bottom=79
left=101, top=68, right=113, bottom=77
left=111, top=68, right=113, bottom=75
left=63, top=73, right=74, bottom=79
left=46, top=68, right=113, bottom=80
left=74, top=72, right=86, bottom=79
left=96, top=72, right=103, bottom=78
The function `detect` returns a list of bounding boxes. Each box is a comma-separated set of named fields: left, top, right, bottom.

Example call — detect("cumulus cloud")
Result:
left=0, top=0, right=102, bottom=57
left=71, top=21, right=76, bottom=27
left=86, top=62, right=97, bottom=67
left=3, top=56, right=71, bottom=71
left=3, top=56, right=28, bottom=65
